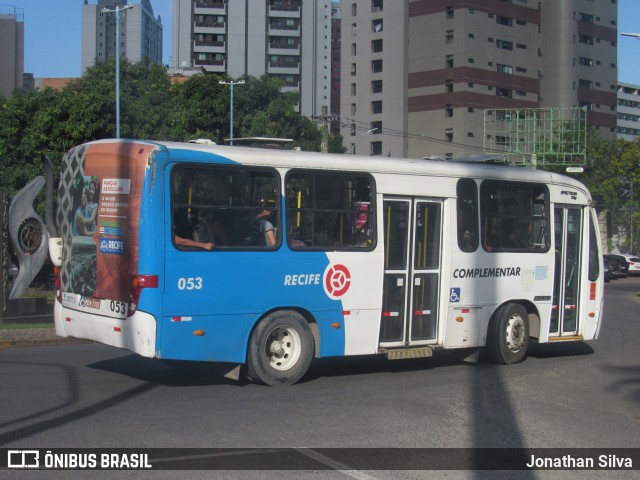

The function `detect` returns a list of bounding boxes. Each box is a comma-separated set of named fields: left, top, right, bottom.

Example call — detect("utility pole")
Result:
left=629, top=180, right=635, bottom=252
left=219, top=79, right=245, bottom=145
left=311, top=107, right=340, bottom=153
left=102, top=3, right=133, bottom=139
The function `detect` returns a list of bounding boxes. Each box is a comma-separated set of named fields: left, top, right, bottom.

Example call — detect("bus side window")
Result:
left=171, top=165, right=280, bottom=250
left=285, top=171, right=375, bottom=250
left=480, top=181, right=549, bottom=253
left=456, top=179, right=479, bottom=252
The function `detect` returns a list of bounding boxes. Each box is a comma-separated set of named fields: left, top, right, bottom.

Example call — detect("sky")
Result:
left=3, top=0, right=172, bottom=78
left=3, top=0, right=640, bottom=84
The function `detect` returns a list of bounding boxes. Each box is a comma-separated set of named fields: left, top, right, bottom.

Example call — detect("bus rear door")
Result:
left=379, top=197, right=443, bottom=350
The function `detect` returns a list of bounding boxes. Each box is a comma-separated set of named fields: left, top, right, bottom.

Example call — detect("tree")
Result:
left=562, top=133, right=640, bottom=253
left=329, top=131, right=347, bottom=154
left=170, top=72, right=227, bottom=142
left=0, top=63, right=327, bottom=199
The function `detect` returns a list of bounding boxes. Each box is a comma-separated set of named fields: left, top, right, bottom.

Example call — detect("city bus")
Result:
left=48, top=139, right=604, bottom=385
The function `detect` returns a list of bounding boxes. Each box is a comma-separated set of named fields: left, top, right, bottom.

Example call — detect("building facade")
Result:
left=341, top=0, right=617, bottom=158
left=172, top=0, right=332, bottom=118
left=81, top=0, right=163, bottom=75
left=0, top=7, right=24, bottom=99
left=617, top=82, right=640, bottom=141
left=330, top=1, right=342, bottom=123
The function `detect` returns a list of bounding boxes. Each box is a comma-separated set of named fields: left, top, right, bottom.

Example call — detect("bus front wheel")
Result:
left=247, top=311, right=314, bottom=386
left=487, top=303, right=529, bottom=365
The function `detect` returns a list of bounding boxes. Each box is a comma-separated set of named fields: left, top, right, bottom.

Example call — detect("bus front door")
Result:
left=379, top=198, right=442, bottom=347
left=550, top=206, right=582, bottom=337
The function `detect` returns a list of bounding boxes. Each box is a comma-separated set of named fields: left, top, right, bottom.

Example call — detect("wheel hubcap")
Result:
left=505, top=314, right=526, bottom=352
left=265, top=325, right=302, bottom=371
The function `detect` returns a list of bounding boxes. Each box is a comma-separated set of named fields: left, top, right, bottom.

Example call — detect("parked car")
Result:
left=619, top=254, right=640, bottom=276
left=603, top=256, right=622, bottom=281
left=604, top=254, right=629, bottom=277
left=603, top=259, right=614, bottom=282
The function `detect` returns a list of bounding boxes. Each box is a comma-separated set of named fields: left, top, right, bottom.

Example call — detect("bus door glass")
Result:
left=380, top=198, right=442, bottom=345
left=550, top=206, right=582, bottom=336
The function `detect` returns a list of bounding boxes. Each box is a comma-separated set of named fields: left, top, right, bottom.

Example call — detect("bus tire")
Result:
left=488, top=303, right=529, bottom=365
left=247, top=310, right=314, bottom=386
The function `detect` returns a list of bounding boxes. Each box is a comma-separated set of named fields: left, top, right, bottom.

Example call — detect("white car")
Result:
left=620, top=254, right=640, bottom=276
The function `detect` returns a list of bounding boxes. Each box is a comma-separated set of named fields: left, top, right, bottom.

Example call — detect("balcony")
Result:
left=194, top=58, right=226, bottom=73
left=194, top=2, right=226, bottom=15
left=194, top=40, right=226, bottom=54
left=268, top=23, right=301, bottom=37
left=194, top=20, right=226, bottom=35
left=268, top=60, right=300, bottom=75
left=268, top=42, right=300, bottom=55
left=268, top=1, right=301, bottom=18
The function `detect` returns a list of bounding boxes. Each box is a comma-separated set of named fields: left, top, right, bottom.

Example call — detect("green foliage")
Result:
left=0, top=61, right=326, bottom=198
left=329, top=132, right=347, bottom=154
left=547, top=130, right=639, bottom=253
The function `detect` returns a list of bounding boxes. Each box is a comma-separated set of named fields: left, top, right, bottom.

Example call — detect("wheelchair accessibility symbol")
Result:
left=449, top=288, right=461, bottom=303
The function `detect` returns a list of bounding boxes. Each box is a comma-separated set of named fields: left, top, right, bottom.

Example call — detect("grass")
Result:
left=21, top=287, right=55, bottom=306
left=0, top=323, right=53, bottom=330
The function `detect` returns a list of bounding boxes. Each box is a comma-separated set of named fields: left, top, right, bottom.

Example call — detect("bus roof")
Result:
left=82, top=139, right=591, bottom=198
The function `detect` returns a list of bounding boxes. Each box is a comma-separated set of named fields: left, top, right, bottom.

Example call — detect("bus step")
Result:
left=548, top=335, right=583, bottom=342
left=380, top=346, right=433, bottom=360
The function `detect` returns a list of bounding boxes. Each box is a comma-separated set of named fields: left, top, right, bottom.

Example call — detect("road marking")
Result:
left=295, top=448, right=380, bottom=480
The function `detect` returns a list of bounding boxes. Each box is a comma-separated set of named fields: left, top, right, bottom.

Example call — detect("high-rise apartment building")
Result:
left=81, top=0, right=163, bottom=75
left=341, top=0, right=617, bottom=158
left=330, top=2, right=342, bottom=121
left=172, top=0, right=332, bottom=118
left=0, top=6, right=24, bottom=99
left=617, top=82, right=640, bottom=141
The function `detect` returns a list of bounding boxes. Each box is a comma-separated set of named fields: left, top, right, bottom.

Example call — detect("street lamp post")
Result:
left=349, top=128, right=377, bottom=155
left=219, top=80, right=245, bottom=145
left=102, top=3, right=133, bottom=139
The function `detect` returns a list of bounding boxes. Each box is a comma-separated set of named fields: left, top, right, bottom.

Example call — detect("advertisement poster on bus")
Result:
left=66, top=142, right=154, bottom=301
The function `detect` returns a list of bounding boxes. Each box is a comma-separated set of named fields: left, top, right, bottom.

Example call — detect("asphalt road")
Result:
left=1, top=278, right=639, bottom=480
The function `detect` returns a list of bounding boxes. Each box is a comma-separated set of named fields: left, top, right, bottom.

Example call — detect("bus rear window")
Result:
left=171, top=165, right=280, bottom=249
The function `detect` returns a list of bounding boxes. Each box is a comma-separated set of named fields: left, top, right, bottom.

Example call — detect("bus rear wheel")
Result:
left=488, top=303, right=529, bottom=365
left=247, top=311, right=314, bottom=386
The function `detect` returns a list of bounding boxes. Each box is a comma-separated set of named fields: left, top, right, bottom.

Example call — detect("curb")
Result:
left=0, top=330, right=94, bottom=349
left=0, top=338, right=94, bottom=349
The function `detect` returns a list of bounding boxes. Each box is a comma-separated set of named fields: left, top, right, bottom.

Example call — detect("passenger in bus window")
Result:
left=173, top=208, right=214, bottom=251
left=194, top=212, right=229, bottom=246
left=457, top=209, right=478, bottom=252
left=175, top=234, right=214, bottom=251
left=461, top=230, right=476, bottom=250
left=256, top=199, right=277, bottom=247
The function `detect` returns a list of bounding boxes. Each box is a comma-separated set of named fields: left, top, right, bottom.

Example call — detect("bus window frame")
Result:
left=284, top=169, right=377, bottom=252
left=170, top=163, right=282, bottom=251
left=456, top=178, right=480, bottom=253
left=587, top=208, right=600, bottom=282
left=480, top=180, right=550, bottom=253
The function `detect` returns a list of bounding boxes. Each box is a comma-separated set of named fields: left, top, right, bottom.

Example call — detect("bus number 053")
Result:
left=178, top=277, right=203, bottom=291
left=110, top=301, right=126, bottom=314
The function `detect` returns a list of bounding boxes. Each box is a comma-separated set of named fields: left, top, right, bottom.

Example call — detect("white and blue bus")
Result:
left=49, top=139, right=604, bottom=385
